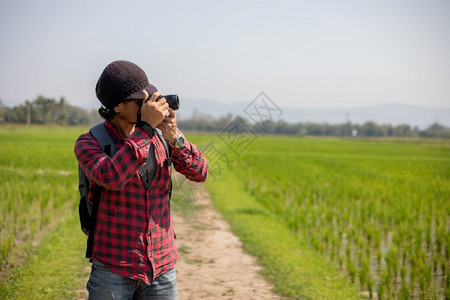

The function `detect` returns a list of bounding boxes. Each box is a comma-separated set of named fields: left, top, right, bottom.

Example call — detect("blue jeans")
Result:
left=87, top=260, right=178, bottom=300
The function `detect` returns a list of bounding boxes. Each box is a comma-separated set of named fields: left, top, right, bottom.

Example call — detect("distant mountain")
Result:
left=178, top=99, right=450, bottom=129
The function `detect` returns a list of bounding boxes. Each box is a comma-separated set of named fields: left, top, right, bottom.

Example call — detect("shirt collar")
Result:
left=104, top=119, right=126, bottom=143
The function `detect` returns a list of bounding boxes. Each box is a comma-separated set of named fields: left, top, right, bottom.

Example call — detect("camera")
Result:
left=155, top=94, right=179, bottom=111
left=137, top=94, right=180, bottom=122
left=143, top=94, right=179, bottom=111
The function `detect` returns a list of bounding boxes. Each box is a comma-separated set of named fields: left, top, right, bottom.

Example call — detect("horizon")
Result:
left=3, top=96, right=450, bottom=111
left=1, top=96, right=449, bottom=128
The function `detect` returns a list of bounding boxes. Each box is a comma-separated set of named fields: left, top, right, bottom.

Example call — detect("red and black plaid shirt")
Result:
left=74, top=120, right=208, bottom=284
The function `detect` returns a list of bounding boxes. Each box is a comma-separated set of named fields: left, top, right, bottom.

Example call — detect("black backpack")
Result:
left=78, top=123, right=115, bottom=258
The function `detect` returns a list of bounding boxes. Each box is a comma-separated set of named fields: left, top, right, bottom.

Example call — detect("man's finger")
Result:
left=147, top=91, right=161, bottom=103
left=156, top=97, right=167, bottom=107
left=160, top=102, right=169, bottom=111
left=141, top=90, right=149, bottom=105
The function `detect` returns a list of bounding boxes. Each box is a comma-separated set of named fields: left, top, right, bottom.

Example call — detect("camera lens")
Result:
left=151, top=94, right=180, bottom=110
left=163, top=95, right=179, bottom=111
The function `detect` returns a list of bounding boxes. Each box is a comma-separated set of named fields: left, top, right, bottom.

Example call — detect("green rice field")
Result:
left=203, top=135, right=450, bottom=299
left=0, top=126, right=80, bottom=267
left=0, top=125, right=90, bottom=299
left=0, top=126, right=449, bottom=299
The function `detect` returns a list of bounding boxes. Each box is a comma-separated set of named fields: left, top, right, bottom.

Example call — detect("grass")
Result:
left=1, top=125, right=448, bottom=299
left=0, top=125, right=90, bottom=299
left=0, top=125, right=86, bottom=269
left=0, top=212, right=90, bottom=299
left=202, top=135, right=450, bottom=299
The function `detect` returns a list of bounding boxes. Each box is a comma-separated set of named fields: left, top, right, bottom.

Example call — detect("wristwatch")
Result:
left=172, top=134, right=185, bottom=149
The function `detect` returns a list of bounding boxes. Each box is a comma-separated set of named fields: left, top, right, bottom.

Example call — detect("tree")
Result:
left=0, top=99, right=4, bottom=122
left=5, top=103, right=27, bottom=123
left=65, top=106, right=90, bottom=125
left=55, top=97, right=68, bottom=125
left=89, top=109, right=103, bottom=125
left=420, top=122, right=450, bottom=138
left=394, top=124, right=413, bottom=137
left=32, top=95, right=56, bottom=124
left=361, top=121, right=380, bottom=137
left=2, top=96, right=90, bottom=125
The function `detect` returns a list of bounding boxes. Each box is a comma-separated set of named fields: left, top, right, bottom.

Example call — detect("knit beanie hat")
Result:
left=96, top=60, right=157, bottom=109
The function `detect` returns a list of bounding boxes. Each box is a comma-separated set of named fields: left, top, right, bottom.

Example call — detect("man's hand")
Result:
left=157, top=108, right=178, bottom=145
left=140, top=90, right=169, bottom=128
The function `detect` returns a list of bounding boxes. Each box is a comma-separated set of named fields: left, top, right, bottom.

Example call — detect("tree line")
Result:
left=0, top=96, right=102, bottom=126
left=1, top=96, right=449, bottom=138
left=178, top=114, right=450, bottom=138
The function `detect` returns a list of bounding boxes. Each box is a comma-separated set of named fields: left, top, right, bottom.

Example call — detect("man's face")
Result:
left=115, top=99, right=142, bottom=124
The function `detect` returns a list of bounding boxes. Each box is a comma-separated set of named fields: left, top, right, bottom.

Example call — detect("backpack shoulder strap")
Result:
left=83, top=123, right=115, bottom=258
left=156, top=129, right=172, bottom=165
left=90, top=123, right=115, bottom=156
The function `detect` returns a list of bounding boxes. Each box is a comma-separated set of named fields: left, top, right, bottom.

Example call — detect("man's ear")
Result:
left=113, top=104, right=121, bottom=114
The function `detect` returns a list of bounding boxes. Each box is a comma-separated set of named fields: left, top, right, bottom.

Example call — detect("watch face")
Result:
left=175, top=135, right=185, bottom=148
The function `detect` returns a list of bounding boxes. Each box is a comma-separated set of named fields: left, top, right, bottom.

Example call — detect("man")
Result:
left=74, top=60, right=208, bottom=299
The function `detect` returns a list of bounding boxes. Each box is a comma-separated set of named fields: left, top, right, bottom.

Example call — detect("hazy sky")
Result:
left=1, top=0, right=449, bottom=110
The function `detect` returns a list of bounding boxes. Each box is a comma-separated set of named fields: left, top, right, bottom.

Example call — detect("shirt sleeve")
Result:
left=171, top=131, right=209, bottom=182
left=74, top=127, right=152, bottom=190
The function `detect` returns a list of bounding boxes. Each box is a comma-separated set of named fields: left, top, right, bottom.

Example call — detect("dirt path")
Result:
left=173, top=190, right=284, bottom=300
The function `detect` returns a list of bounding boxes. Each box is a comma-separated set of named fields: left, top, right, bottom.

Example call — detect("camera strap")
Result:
left=156, top=129, right=172, bottom=167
